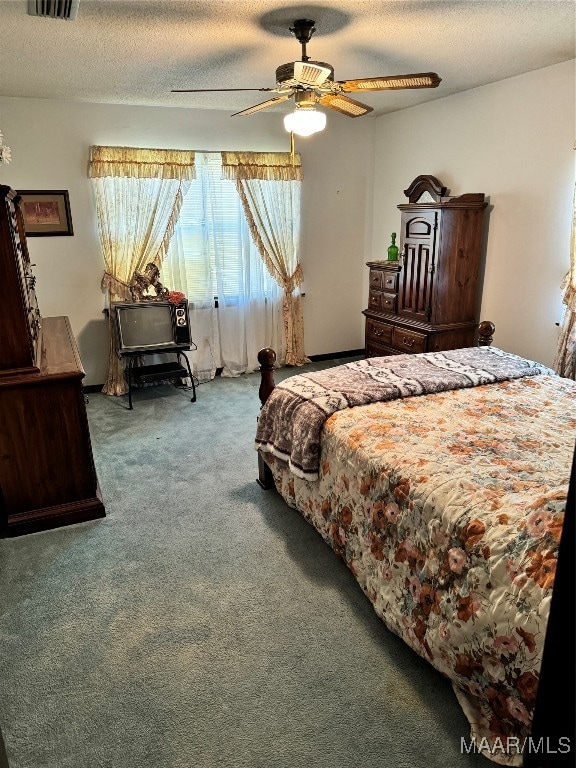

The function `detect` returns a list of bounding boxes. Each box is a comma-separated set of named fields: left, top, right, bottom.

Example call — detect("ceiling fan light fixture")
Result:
left=284, top=106, right=326, bottom=137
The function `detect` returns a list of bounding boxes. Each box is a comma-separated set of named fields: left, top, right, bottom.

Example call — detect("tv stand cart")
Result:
left=124, top=347, right=197, bottom=410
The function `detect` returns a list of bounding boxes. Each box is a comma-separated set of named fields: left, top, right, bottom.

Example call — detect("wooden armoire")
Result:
left=363, top=175, right=488, bottom=358
left=0, top=185, right=105, bottom=537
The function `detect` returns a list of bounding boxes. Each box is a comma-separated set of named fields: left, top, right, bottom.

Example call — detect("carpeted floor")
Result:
left=0, top=360, right=488, bottom=768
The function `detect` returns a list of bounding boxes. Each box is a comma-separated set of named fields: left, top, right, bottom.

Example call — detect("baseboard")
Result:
left=83, top=384, right=104, bottom=394
left=308, top=349, right=365, bottom=362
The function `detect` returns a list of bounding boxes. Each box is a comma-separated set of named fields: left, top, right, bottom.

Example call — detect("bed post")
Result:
left=256, top=347, right=276, bottom=490
left=478, top=320, right=495, bottom=346
left=258, top=347, right=276, bottom=406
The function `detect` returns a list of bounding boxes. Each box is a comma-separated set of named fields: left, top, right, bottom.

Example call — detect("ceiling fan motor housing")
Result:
left=293, top=90, right=317, bottom=108
left=276, top=61, right=334, bottom=88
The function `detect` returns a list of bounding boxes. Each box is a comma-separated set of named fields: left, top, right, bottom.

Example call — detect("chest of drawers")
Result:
left=363, top=175, right=487, bottom=359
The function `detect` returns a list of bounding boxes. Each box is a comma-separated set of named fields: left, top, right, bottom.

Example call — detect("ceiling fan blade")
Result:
left=339, top=73, right=442, bottom=92
left=318, top=93, right=373, bottom=117
left=171, top=87, right=276, bottom=93
left=293, top=61, right=332, bottom=87
left=231, top=94, right=292, bottom=117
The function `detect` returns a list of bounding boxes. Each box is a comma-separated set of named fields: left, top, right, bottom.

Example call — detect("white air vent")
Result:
left=27, top=0, right=79, bottom=20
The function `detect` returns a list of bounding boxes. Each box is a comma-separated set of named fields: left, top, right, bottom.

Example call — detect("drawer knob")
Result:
left=402, top=336, right=414, bottom=347
left=371, top=325, right=383, bottom=337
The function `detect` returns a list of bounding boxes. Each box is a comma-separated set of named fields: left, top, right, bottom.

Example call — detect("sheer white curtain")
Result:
left=160, top=153, right=284, bottom=381
left=221, top=151, right=307, bottom=366
left=554, top=182, right=576, bottom=378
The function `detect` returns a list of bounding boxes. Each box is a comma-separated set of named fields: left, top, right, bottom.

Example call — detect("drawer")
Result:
left=366, top=318, right=393, bottom=346
left=392, top=326, right=427, bottom=354
left=365, top=341, right=397, bottom=359
left=381, top=292, right=397, bottom=313
left=382, top=273, right=398, bottom=292
left=369, top=269, right=383, bottom=291
left=368, top=290, right=382, bottom=310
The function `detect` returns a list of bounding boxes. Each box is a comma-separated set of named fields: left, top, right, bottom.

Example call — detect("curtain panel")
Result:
left=89, top=145, right=195, bottom=395
left=160, top=152, right=284, bottom=382
left=221, top=151, right=308, bottom=366
left=554, top=183, right=576, bottom=379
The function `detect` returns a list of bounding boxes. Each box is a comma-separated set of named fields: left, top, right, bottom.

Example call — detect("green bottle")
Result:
left=387, top=232, right=399, bottom=261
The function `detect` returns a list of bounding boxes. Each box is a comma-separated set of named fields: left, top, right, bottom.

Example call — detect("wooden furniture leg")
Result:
left=256, top=347, right=277, bottom=490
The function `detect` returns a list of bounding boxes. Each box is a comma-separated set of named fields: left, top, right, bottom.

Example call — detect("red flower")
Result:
left=419, top=583, right=440, bottom=616
left=370, top=536, right=385, bottom=561
left=525, top=550, right=557, bottom=590
left=454, top=653, right=483, bottom=679
left=485, top=686, right=509, bottom=720
left=516, top=671, right=539, bottom=703
left=393, top=477, right=410, bottom=504
left=372, top=502, right=386, bottom=529
left=515, top=626, right=537, bottom=653
left=339, top=505, right=353, bottom=528
left=464, top=519, right=486, bottom=548
left=327, top=522, right=344, bottom=549
left=168, top=291, right=186, bottom=304
left=456, top=593, right=481, bottom=622
left=413, top=618, right=428, bottom=643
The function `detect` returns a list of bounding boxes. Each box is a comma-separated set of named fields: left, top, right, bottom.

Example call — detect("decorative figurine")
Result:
left=129, top=263, right=170, bottom=302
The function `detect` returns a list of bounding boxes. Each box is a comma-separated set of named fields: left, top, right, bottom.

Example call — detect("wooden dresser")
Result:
left=0, top=185, right=105, bottom=537
left=364, top=175, right=488, bottom=358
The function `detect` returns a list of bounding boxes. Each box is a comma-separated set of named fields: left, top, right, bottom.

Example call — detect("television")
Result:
left=112, top=300, right=192, bottom=356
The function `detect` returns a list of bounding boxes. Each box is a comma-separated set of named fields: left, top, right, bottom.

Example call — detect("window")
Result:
left=160, top=153, right=283, bottom=379
left=163, top=153, right=279, bottom=307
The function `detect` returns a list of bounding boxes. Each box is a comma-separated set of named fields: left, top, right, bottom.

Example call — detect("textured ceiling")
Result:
left=0, top=0, right=574, bottom=118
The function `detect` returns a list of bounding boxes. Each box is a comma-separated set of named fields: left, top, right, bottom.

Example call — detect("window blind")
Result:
left=171, top=153, right=277, bottom=305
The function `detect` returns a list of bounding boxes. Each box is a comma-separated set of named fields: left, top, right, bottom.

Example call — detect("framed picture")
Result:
left=17, top=190, right=74, bottom=237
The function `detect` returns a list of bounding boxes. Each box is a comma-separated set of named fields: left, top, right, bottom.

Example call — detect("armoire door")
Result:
left=398, top=210, right=439, bottom=321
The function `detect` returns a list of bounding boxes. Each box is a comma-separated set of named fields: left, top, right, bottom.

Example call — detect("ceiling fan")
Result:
left=172, top=19, right=442, bottom=136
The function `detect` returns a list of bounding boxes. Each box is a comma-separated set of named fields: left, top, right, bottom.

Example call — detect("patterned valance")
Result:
left=221, top=152, right=303, bottom=181
left=88, top=146, right=196, bottom=180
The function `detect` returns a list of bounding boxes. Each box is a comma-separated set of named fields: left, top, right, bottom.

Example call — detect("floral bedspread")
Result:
left=262, top=374, right=576, bottom=765
left=255, top=346, right=553, bottom=481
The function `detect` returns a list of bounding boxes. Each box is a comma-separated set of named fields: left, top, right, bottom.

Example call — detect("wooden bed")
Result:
left=255, top=329, right=575, bottom=766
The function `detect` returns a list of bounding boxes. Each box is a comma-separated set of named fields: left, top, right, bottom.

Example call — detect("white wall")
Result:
left=371, top=60, right=575, bottom=368
left=299, top=117, right=374, bottom=355
left=0, top=97, right=374, bottom=384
